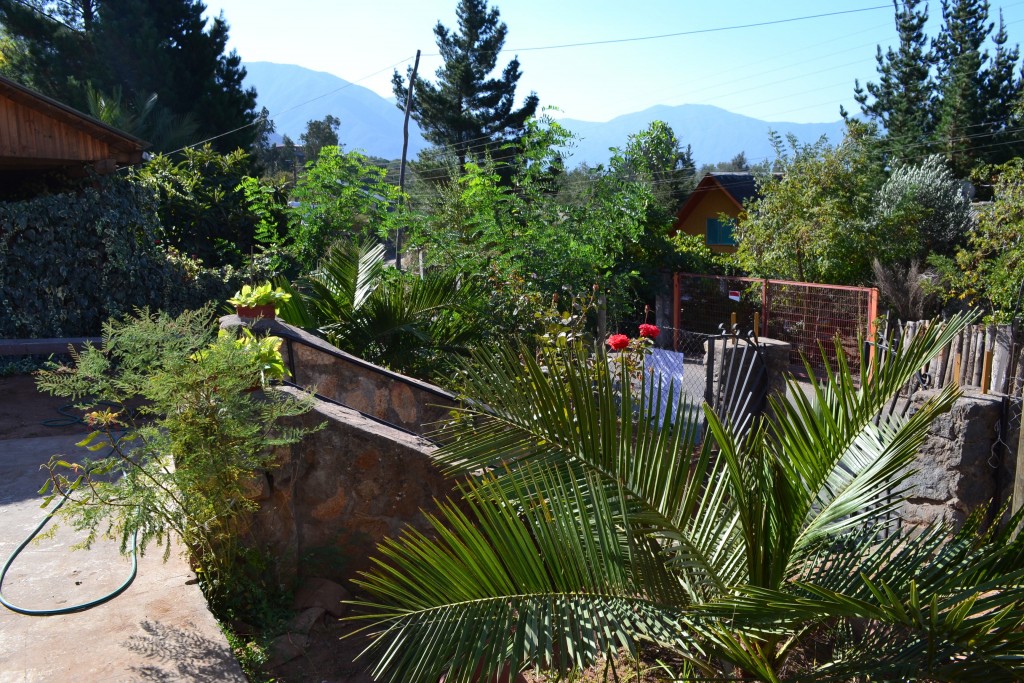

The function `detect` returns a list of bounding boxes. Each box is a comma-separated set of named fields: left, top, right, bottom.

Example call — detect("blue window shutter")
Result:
left=706, top=218, right=736, bottom=246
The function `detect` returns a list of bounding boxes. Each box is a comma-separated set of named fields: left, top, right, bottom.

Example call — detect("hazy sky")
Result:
left=203, top=0, right=1024, bottom=124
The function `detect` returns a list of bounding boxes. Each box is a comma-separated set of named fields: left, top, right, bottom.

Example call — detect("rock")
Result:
left=288, top=606, right=326, bottom=634
left=266, top=632, right=310, bottom=668
left=240, top=472, right=270, bottom=501
left=293, top=577, right=351, bottom=617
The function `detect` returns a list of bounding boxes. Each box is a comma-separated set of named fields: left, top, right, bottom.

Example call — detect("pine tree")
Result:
left=0, top=0, right=257, bottom=152
left=932, top=0, right=994, bottom=176
left=979, top=11, right=1023, bottom=164
left=392, top=0, right=539, bottom=172
left=848, top=0, right=935, bottom=163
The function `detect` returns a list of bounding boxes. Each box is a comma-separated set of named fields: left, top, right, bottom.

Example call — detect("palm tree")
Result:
left=347, top=312, right=1024, bottom=681
left=277, top=240, right=486, bottom=381
left=84, top=83, right=198, bottom=151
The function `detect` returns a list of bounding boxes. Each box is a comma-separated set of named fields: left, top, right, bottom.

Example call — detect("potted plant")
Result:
left=228, top=283, right=291, bottom=321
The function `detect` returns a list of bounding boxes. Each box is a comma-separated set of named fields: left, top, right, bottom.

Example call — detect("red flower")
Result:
left=638, top=324, right=660, bottom=339
left=606, top=334, right=630, bottom=351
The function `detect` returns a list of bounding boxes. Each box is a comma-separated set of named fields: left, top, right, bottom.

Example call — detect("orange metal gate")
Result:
left=672, top=273, right=879, bottom=379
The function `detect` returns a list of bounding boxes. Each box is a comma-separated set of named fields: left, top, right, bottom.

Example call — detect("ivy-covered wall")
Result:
left=0, top=177, right=247, bottom=339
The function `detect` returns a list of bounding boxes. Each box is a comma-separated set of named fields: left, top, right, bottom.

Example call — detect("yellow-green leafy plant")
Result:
left=194, top=328, right=289, bottom=386
left=227, top=282, right=292, bottom=308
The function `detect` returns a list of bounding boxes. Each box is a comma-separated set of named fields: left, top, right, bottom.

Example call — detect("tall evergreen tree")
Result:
left=392, top=0, right=539, bottom=172
left=0, top=0, right=257, bottom=152
left=932, top=0, right=994, bottom=175
left=848, top=0, right=935, bottom=163
left=979, top=11, right=1023, bottom=163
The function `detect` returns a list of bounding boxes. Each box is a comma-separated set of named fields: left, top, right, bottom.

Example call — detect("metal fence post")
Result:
left=673, top=273, right=681, bottom=353
left=761, top=278, right=769, bottom=336
left=705, top=335, right=716, bottom=408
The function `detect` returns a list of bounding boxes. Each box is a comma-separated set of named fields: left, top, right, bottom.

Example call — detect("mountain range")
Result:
left=243, top=61, right=845, bottom=167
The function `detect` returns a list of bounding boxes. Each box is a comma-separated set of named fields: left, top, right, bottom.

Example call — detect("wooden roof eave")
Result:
left=0, top=76, right=150, bottom=156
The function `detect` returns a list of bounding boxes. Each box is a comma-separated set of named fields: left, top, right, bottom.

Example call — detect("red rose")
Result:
left=606, top=334, right=630, bottom=351
left=638, top=324, right=660, bottom=339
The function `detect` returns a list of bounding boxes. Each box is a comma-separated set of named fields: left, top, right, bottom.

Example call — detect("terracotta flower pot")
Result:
left=235, top=304, right=276, bottom=321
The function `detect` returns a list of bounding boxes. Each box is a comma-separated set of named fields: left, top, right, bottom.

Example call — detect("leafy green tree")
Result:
left=287, top=145, right=402, bottom=270
left=392, top=0, right=539, bottom=171
left=412, top=117, right=654, bottom=329
left=609, top=120, right=696, bottom=226
left=0, top=24, right=27, bottom=77
left=0, top=0, right=257, bottom=152
left=696, top=151, right=754, bottom=178
left=406, top=116, right=697, bottom=334
left=254, top=133, right=300, bottom=181
left=942, top=158, right=1024, bottom=319
left=849, top=0, right=935, bottom=162
left=134, top=145, right=261, bottom=265
left=347, top=312, right=1024, bottom=682
left=300, top=114, right=340, bottom=162
left=734, top=124, right=888, bottom=284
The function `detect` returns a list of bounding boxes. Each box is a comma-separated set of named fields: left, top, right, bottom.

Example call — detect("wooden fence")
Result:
left=881, top=319, right=1024, bottom=398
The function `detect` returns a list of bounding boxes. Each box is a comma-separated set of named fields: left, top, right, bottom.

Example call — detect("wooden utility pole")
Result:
left=396, top=50, right=420, bottom=272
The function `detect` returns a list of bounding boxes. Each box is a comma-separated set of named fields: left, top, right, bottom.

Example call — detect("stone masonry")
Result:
left=218, top=315, right=460, bottom=587
left=901, top=389, right=1017, bottom=529
left=222, top=314, right=457, bottom=436
left=245, top=385, right=454, bottom=585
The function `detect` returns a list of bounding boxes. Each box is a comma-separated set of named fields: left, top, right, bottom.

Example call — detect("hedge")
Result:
left=0, top=176, right=259, bottom=339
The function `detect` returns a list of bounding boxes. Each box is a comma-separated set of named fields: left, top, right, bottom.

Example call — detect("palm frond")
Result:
left=435, top=341, right=745, bottom=597
left=697, top=312, right=974, bottom=591
left=350, top=467, right=692, bottom=682
left=696, top=508, right=1024, bottom=680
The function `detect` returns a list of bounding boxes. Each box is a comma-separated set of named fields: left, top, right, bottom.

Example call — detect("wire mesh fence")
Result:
left=673, top=273, right=878, bottom=382
left=614, top=320, right=713, bottom=409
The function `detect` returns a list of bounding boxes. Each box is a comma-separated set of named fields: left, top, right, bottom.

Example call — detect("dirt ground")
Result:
left=0, top=374, right=678, bottom=682
left=0, top=373, right=90, bottom=440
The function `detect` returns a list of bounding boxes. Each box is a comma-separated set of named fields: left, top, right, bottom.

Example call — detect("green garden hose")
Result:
left=0, top=487, right=138, bottom=616
left=41, top=400, right=126, bottom=428
left=1, top=417, right=139, bottom=616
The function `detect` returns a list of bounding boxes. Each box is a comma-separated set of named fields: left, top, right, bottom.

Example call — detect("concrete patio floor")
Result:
left=0, top=434, right=245, bottom=683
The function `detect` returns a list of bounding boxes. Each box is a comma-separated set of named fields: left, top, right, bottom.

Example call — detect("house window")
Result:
left=706, top=218, right=736, bottom=246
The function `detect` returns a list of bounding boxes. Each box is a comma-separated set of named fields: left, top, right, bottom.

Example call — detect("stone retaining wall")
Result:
left=222, top=315, right=457, bottom=436
left=246, top=385, right=453, bottom=585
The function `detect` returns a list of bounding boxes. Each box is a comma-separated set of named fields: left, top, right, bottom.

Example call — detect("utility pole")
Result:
left=396, top=50, right=420, bottom=272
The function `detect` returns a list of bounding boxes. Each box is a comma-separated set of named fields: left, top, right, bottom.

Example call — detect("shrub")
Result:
left=35, top=307, right=319, bottom=617
left=0, top=177, right=168, bottom=338
left=0, top=176, right=273, bottom=339
left=871, top=154, right=974, bottom=259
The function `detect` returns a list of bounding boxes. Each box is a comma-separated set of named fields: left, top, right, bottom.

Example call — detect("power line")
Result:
left=421, top=5, right=894, bottom=56
left=162, top=57, right=414, bottom=157
left=393, top=121, right=1024, bottom=201
left=382, top=107, right=1024, bottom=189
